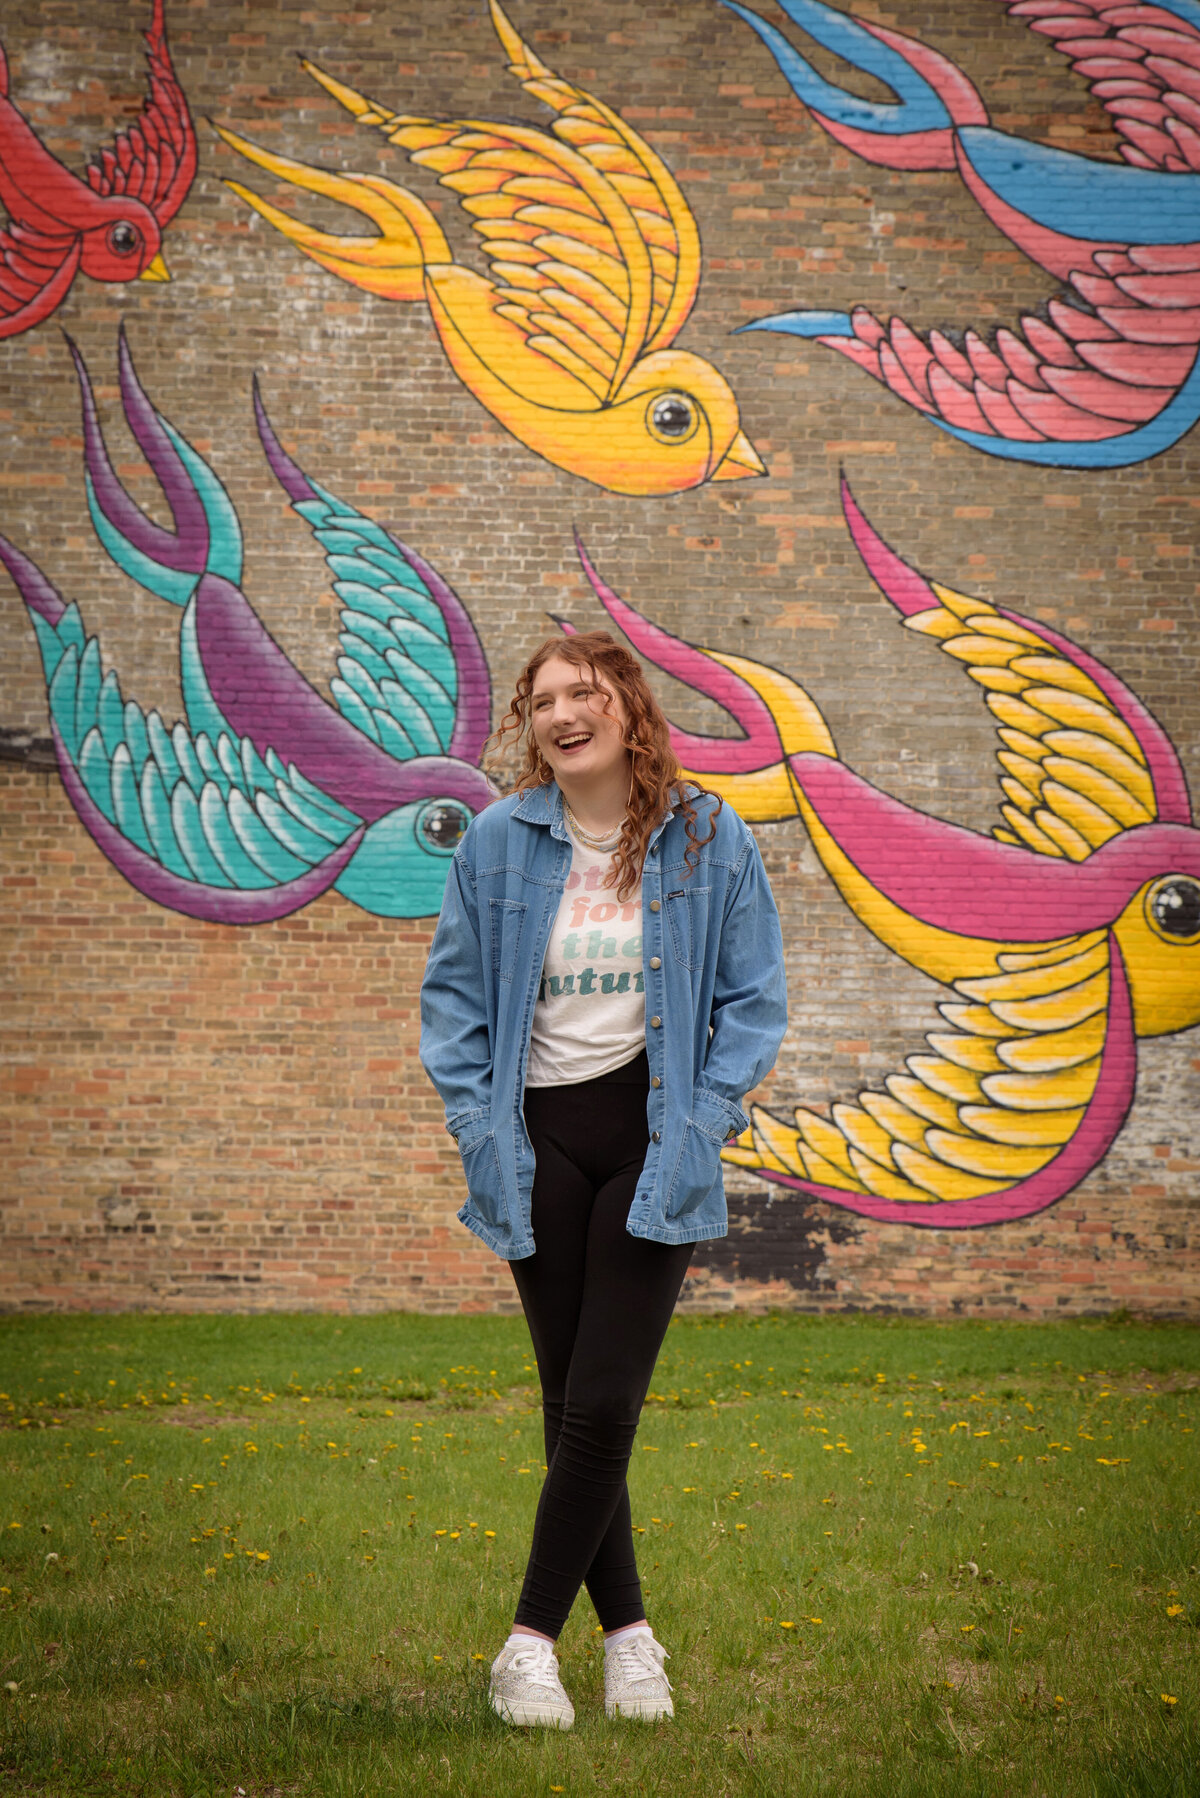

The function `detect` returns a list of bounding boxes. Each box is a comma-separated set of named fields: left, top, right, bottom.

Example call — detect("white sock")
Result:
left=604, top=1623, right=654, bottom=1651
left=506, top=1629, right=555, bottom=1653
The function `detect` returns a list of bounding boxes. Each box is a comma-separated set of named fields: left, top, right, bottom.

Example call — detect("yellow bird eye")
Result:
left=647, top=393, right=698, bottom=445
left=1144, top=875, right=1200, bottom=945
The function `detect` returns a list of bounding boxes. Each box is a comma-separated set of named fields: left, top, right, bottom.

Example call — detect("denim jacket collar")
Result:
left=510, top=779, right=677, bottom=847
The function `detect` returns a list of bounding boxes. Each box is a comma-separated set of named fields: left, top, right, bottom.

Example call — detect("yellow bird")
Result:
left=214, top=1, right=765, bottom=498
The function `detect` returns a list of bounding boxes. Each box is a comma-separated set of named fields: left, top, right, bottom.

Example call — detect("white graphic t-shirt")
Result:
left=524, top=823, right=645, bottom=1087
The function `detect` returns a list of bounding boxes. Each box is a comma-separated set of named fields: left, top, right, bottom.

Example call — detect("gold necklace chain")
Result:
left=563, top=798, right=625, bottom=849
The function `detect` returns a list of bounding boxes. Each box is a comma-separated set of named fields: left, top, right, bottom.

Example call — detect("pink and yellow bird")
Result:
left=213, top=0, right=764, bottom=498
left=566, top=490, right=1200, bottom=1228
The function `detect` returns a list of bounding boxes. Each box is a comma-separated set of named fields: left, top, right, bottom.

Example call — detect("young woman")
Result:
left=419, top=631, right=787, bottom=1729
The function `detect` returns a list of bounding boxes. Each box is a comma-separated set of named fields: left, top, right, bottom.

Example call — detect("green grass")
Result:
left=0, top=1311, right=1197, bottom=1797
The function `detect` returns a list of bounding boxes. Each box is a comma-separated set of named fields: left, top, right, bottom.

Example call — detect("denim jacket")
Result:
left=419, top=781, right=787, bottom=1259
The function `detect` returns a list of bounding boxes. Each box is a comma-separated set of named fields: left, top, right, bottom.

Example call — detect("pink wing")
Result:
left=1007, top=0, right=1200, bottom=172
left=85, top=0, right=196, bottom=227
left=815, top=270, right=1200, bottom=446
left=0, top=220, right=80, bottom=339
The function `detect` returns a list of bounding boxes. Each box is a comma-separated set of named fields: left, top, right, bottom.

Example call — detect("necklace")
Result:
left=563, top=798, right=625, bottom=850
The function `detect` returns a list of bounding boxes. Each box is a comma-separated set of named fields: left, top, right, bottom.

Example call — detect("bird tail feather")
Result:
left=214, top=120, right=449, bottom=300
left=69, top=327, right=242, bottom=608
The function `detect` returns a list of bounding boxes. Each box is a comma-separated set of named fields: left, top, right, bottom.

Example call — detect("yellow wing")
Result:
left=903, top=582, right=1159, bottom=859
left=487, top=0, right=701, bottom=363
left=301, top=0, right=700, bottom=404
left=728, top=928, right=1112, bottom=1202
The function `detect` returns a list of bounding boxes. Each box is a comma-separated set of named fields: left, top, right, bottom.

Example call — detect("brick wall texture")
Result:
left=2, top=0, right=1198, bottom=1317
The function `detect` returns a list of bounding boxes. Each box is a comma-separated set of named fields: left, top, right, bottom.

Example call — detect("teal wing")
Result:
left=30, top=592, right=363, bottom=905
left=297, top=484, right=461, bottom=759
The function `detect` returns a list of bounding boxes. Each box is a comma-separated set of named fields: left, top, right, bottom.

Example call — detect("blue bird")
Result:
left=725, top=0, right=1200, bottom=469
left=1, top=328, right=496, bottom=922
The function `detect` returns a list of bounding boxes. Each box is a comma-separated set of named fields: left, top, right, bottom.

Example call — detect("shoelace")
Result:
left=507, top=1643, right=562, bottom=1689
left=607, top=1637, right=672, bottom=1690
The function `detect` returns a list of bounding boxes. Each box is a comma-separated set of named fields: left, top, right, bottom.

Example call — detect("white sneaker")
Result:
left=489, top=1635, right=575, bottom=1729
left=604, top=1631, right=674, bottom=1721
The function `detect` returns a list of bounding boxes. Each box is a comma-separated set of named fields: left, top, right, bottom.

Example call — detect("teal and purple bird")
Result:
left=1, top=329, right=495, bottom=922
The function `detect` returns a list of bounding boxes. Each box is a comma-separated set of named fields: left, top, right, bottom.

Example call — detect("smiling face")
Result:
left=529, top=653, right=631, bottom=790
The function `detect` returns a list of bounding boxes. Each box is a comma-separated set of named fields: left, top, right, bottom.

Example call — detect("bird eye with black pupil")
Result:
left=107, top=222, right=139, bottom=257
left=1145, top=875, right=1200, bottom=944
left=416, top=800, right=470, bottom=854
left=648, top=394, right=697, bottom=443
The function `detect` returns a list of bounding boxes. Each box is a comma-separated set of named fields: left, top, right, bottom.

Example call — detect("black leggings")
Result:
left=510, top=1061, right=694, bottom=1639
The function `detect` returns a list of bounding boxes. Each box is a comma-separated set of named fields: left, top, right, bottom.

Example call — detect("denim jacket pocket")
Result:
left=456, top=1119, right=505, bottom=1228
left=488, top=899, right=528, bottom=982
left=665, top=885, right=710, bottom=970
left=664, top=1113, right=726, bottom=1221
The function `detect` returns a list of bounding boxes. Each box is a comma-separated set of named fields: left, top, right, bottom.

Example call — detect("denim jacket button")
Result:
left=651, top=1076, right=662, bottom=1088
left=651, top=1130, right=661, bottom=1143
left=649, top=956, right=661, bottom=970
left=649, top=899, right=661, bottom=912
left=650, top=1015, right=662, bottom=1028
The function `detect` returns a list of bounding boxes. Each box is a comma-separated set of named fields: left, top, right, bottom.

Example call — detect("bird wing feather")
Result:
left=291, top=492, right=461, bottom=759
left=334, top=98, right=648, bottom=400
left=24, top=585, right=361, bottom=915
left=727, top=925, right=1119, bottom=1203
left=1007, top=0, right=1200, bottom=173
left=896, top=579, right=1168, bottom=856
left=0, top=221, right=80, bottom=338
left=316, top=0, right=699, bottom=400
left=488, top=0, right=702, bottom=363
left=85, top=0, right=197, bottom=224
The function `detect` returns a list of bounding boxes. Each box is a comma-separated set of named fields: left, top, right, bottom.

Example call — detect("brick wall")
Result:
left=2, top=0, right=1198, bottom=1315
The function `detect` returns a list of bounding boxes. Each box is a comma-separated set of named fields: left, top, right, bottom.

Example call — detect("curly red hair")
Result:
left=488, top=631, right=720, bottom=901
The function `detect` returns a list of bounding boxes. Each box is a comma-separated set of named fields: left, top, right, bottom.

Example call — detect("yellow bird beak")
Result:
left=139, top=253, right=171, bottom=283
left=711, top=428, right=766, bottom=481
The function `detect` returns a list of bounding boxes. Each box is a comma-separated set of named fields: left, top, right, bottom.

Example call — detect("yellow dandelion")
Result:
left=485, top=1530, right=496, bottom=1539
left=1166, top=1604, right=1185, bottom=1617
left=1162, top=1694, right=1178, bottom=1706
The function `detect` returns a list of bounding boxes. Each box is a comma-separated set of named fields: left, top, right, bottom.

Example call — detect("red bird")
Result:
left=0, top=0, right=196, bottom=338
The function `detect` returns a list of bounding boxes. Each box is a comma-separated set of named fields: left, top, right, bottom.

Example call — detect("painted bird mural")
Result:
left=213, top=0, right=765, bottom=498
left=562, top=488, right=1200, bottom=1227
left=0, top=0, right=196, bottom=338
left=1, top=329, right=495, bottom=923
left=727, top=0, right=1200, bottom=469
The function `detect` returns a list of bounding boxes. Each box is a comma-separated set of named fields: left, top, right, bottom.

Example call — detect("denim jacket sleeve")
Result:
left=696, top=829, right=788, bottom=1138
left=418, top=847, right=493, bottom=1139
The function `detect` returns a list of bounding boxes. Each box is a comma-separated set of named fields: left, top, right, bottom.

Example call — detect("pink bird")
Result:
left=0, top=0, right=196, bottom=337
left=559, top=490, right=1200, bottom=1227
